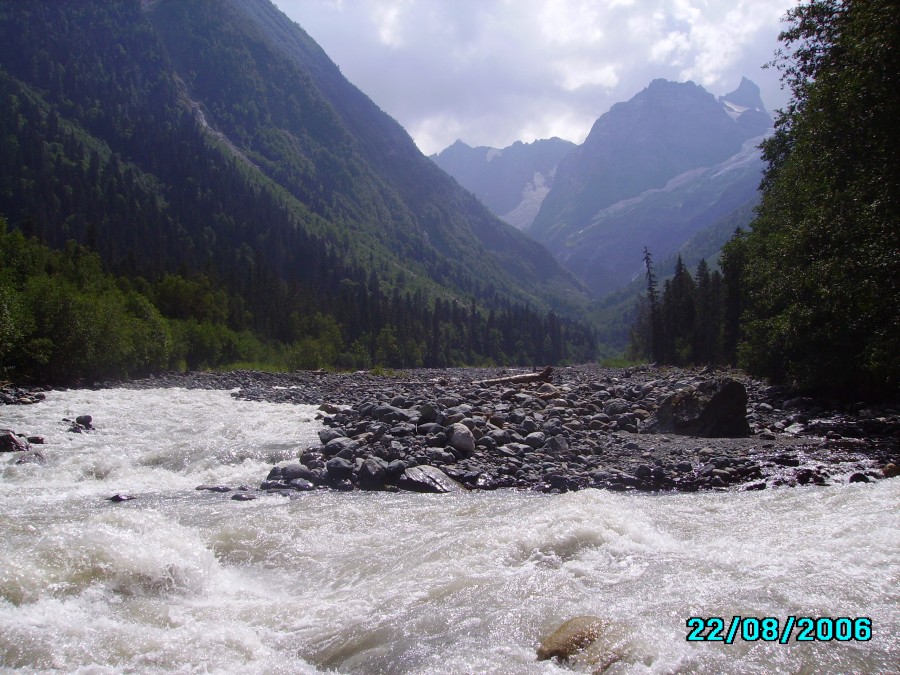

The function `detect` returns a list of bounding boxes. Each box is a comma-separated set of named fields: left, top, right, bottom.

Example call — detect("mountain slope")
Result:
left=0, top=0, right=587, bottom=315
left=146, top=0, right=586, bottom=308
left=526, top=79, right=771, bottom=296
left=431, top=138, right=576, bottom=229
left=556, top=136, right=767, bottom=295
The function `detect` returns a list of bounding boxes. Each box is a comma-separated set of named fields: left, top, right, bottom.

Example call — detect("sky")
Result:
left=272, top=0, right=797, bottom=155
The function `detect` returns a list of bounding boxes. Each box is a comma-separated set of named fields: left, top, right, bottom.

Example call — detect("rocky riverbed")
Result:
left=3, top=365, right=898, bottom=495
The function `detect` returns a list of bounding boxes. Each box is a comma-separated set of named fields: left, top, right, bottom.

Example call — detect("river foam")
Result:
left=1, top=388, right=897, bottom=673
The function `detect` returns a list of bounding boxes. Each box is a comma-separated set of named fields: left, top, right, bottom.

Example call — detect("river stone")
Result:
left=322, top=437, right=359, bottom=457
left=447, top=423, right=475, bottom=455
left=603, top=399, right=631, bottom=416
left=358, top=458, right=388, bottom=490
left=537, top=616, right=606, bottom=661
left=318, top=428, right=346, bottom=445
left=196, top=484, right=232, bottom=492
left=325, top=457, right=355, bottom=480
left=417, top=403, right=440, bottom=424
left=543, top=435, right=569, bottom=453
left=397, top=465, right=463, bottom=493
left=75, top=415, right=93, bottom=428
left=0, top=430, right=30, bottom=453
left=640, top=378, right=751, bottom=437
left=372, top=404, right=411, bottom=423
left=279, top=463, right=316, bottom=483
left=288, top=478, right=315, bottom=491
left=14, top=451, right=46, bottom=465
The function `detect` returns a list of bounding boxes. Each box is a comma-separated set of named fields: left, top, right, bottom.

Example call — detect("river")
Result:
left=1, top=387, right=897, bottom=673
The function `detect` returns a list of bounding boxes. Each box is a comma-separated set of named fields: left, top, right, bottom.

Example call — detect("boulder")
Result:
left=640, top=378, right=751, bottom=437
left=321, top=437, right=360, bottom=458
left=447, top=423, right=476, bottom=455
left=397, top=465, right=464, bottom=493
left=325, top=457, right=355, bottom=481
left=0, top=430, right=30, bottom=453
left=537, top=616, right=605, bottom=661
left=358, top=458, right=388, bottom=490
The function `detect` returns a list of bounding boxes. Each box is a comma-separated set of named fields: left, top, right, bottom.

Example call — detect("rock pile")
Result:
left=230, top=365, right=897, bottom=495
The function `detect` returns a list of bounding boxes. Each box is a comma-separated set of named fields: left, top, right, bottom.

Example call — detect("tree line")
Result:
left=1, top=217, right=594, bottom=383
left=628, top=247, right=741, bottom=368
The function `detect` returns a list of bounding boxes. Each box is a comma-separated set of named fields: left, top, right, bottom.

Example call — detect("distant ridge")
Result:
left=524, top=78, right=772, bottom=296
left=431, top=137, right=575, bottom=230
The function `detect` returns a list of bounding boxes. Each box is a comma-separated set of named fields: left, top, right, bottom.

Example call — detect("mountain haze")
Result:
left=527, top=78, right=772, bottom=296
left=431, top=138, right=576, bottom=230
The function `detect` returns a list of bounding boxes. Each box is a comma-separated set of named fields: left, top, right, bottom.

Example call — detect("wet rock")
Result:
left=108, top=494, right=135, bottom=502
left=397, top=465, right=464, bottom=493
left=848, top=472, right=870, bottom=484
left=75, top=415, right=94, bottom=428
left=288, top=478, right=316, bottom=491
left=196, top=484, right=232, bottom=492
left=883, top=463, right=899, bottom=478
left=231, top=492, right=257, bottom=501
left=15, top=451, right=46, bottom=465
left=641, top=378, right=751, bottom=437
left=0, top=430, right=30, bottom=453
left=325, top=457, right=355, bottom=481
left=358, top=458, right=388, bottom=490
left=537, top=616, right=606, bottom=661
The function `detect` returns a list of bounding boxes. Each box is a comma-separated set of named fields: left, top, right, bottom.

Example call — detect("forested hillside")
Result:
left=0, top=0, right=594, bottom=381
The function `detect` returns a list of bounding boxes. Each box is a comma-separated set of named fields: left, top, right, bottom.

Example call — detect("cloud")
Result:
left=273, top=0, right=795, bottom=154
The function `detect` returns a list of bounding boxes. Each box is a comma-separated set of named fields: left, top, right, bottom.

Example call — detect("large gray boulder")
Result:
left=447, top=423, right=476, bottom=455
left=397, top=465, right=464, bottom=493
left=641, top=377, right=751, bottom=437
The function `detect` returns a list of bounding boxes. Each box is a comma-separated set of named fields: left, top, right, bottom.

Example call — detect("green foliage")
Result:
left=725, top=0, right=899, bottom=396
left=0, top=221, right=172, bottom=380
left=629, top=253, right=731, bottom=367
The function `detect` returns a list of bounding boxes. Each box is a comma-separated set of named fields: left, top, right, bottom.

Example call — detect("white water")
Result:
left=1, top=388, right=897, bottom=674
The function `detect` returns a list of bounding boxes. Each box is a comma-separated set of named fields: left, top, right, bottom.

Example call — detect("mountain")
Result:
left=526, top=78, right=772, bottom=296
left=0, top=0, right=593, bottom=373
left=431, top=138, right=576, bottom=229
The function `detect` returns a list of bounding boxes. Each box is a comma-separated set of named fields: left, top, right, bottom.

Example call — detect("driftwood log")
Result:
left=474, top=366, right=553, bottom=387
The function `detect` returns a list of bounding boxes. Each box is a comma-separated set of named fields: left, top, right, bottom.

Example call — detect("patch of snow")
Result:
left=500, top=172, right=551, bottom=229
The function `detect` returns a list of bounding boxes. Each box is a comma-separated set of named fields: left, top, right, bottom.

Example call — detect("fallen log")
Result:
left=474, top=366, right=553, bottom=387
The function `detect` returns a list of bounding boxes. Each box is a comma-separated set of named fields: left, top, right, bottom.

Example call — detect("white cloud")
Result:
left=273, top=0, right=796, bottom=154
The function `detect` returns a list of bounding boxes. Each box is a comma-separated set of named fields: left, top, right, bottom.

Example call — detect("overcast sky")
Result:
left=272, top=0, right=797, bottom=155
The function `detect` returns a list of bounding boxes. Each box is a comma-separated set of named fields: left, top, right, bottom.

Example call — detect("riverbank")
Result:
left=4, top=365, right=898, bottom=494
